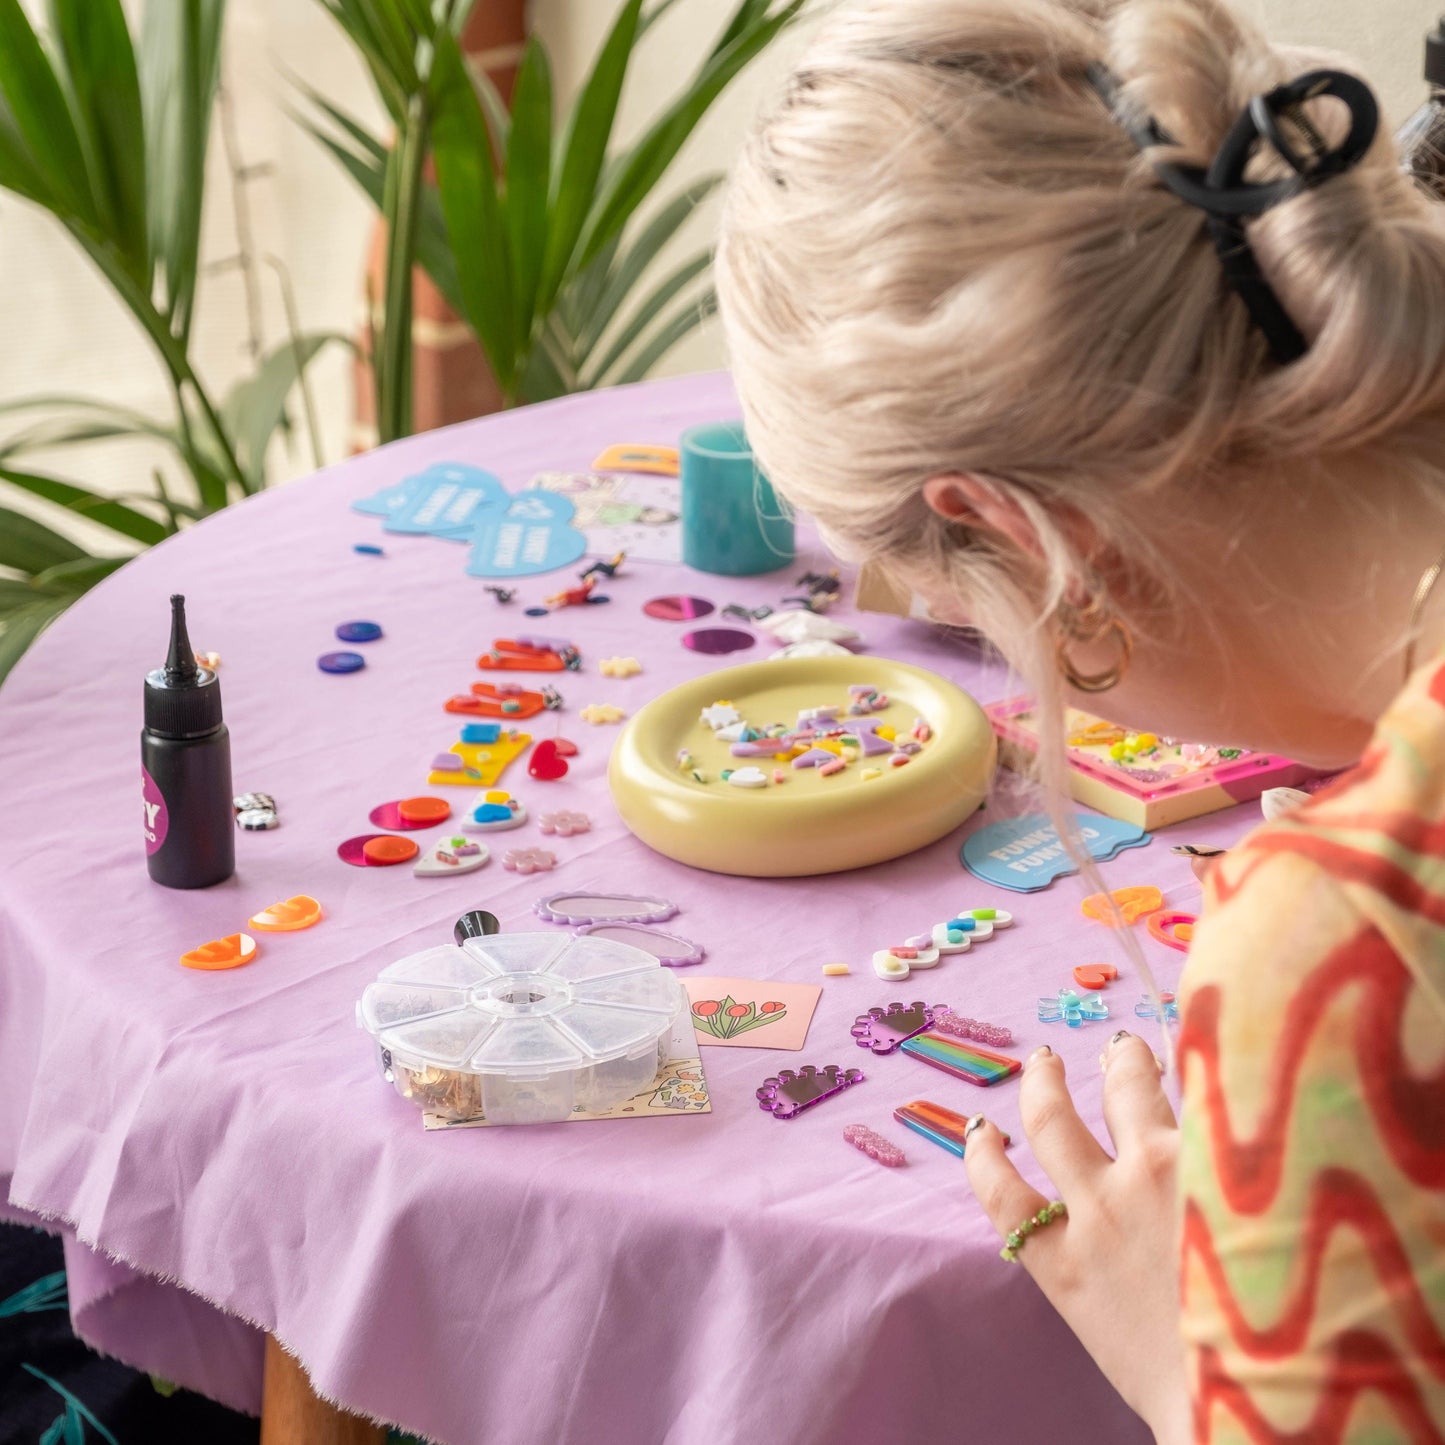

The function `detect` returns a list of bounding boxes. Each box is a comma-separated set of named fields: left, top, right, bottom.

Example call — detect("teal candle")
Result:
left=679, top=421, right=795, bottom=577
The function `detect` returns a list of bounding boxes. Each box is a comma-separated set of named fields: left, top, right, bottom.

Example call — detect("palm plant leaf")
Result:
left=0, top=466, right=168, bottom=545
left=582, top=249, right=711, bottom=387
left=47, top=0, right=150, bottom=283
left=534, top=0, right=643, bottom=316
left=504, top=39, right=553, bottom=346
left=139, top=0, right=224, bottom=342
left=611, top=286, right=718, bottom=385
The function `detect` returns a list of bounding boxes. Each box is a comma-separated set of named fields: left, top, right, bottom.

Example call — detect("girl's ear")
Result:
left=923, top=472, right=1101, bottom=578
left=923, top=473, right=1047, bottom=559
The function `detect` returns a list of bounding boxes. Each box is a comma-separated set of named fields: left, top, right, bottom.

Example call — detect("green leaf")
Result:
left=139, top=0, right=224, bottom=342
left=576, top=174, right=721, bottom=355
left=0, top=1269, right=67, bottom=1315
left=584, top=250, right=710, bottom=386
left=292, top=105, right=463, bottom=316
left=20, top=1367, right=119, bottom=1445
left=62, top=1401, right=85, bottom=1445
left=579, top=2, right=803, bottom=270
left=430, top=30, right=516, bottom=389
left=469, top=62, right=510, bottom=161
left=0, top=505, right=87, bottom=572
left=639, top=0, right=691, bottom=39
left=517, top=331, right=571, bottom=406
left=714, top=0, right=774, bottom=55
left=0, top=465, right=166, bottom=545
left=611, top=286, right=717, bottom=386
left=535, top=0, right=643, bottom=315
left=38, top=1416, right=65, bottom=1445
left=31, top=555, right=128, bottom=593
left=505, top=39, right=553, bottom=347
left=220, top=331, right=342, bottom=489
left=0, top=0, right=93, bottom=223
left=48, top=0, right=149, bottom=282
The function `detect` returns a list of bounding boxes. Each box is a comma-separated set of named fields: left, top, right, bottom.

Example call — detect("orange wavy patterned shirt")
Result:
left=1178, top=660, right=1445, bottom=1442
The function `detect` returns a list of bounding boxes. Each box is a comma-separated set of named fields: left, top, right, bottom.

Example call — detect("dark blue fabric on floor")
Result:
left=0, top=1221, right=259, bottom=1445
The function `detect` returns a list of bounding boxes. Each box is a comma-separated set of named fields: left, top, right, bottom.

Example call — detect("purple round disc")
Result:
left=368, top=800, right=438, bottom=831
left=644, top=594, right=715, bottom=622
left=337, top=833, right=393, bottom=866
left=682, top=627, right=756, bottom=655
left=336, top=620, right=383, bottom=643
left=318, top=651, right=366, bottom=674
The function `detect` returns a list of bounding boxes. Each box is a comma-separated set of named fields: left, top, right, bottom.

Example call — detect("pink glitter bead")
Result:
left=843, top=1124, right=907, bottom=1167
left=932, top=1010, right=1014, bottom=1048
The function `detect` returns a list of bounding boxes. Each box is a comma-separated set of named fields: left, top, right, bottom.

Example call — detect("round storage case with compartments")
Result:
left=357, top=931, right=686, bottom=1124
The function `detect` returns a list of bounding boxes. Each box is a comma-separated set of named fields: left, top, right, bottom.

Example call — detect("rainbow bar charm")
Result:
left=899, top=1031, right=1022, bottom=1087
left=893, top=1099, right=976, bottom=1156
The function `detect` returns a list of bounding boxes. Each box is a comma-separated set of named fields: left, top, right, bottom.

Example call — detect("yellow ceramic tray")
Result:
left=609, top=655, right=996, bottom=877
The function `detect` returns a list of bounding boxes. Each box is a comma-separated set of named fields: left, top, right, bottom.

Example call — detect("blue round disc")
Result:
left=523, top=606, right=549, bottom=617
left=335, top=620, right=383, bottom=643
left=318, top=651, right=366, bottom=674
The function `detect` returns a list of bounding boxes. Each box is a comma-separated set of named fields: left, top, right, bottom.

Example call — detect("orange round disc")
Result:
left=181, top=933, right=257, bottom=971
left=249, top=895, right=323, bottom=932
left=397, top=795, right=451, bottom=825
left=363, top=835, right=419, bottom=865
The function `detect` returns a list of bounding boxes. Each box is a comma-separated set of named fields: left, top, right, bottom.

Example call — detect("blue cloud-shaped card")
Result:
left=382, top=463, right=509, bottom=539
left=465, top=491, right=587, bottom=578
left=960, top=812, right=1151, bottom=892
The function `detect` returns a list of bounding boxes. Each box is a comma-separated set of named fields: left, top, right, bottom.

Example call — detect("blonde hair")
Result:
left=717, top=0, right=1445, bottom=689
left=716, top=0, right=1445, bottom=1039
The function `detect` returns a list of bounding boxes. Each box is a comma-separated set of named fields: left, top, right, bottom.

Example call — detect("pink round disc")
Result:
left=681, top=627, right=756, bottom=655
left=644, top=595, right=715, bottom=622
left=338, top=833, right=401, bottom=866
left=368, top=800, right=446, bottom=831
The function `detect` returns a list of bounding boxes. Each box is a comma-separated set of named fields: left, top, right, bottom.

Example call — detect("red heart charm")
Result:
left=528, top=739, right=569, bottom=781
left=1072, top=963, right=1118, bottom=990
left=552, top=737, right=579, bottom=757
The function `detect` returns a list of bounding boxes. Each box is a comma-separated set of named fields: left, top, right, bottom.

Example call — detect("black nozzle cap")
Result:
left=144, top=593, right=224, bottom=739
left=454, top=910, right=501, bottom=945
left=1427, top=16, right=1445, bottom=87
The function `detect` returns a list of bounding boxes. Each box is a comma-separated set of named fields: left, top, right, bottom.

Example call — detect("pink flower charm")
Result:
left=502, top=847, right=557, bottom=874
left=538, top=810, right=591, bottom=837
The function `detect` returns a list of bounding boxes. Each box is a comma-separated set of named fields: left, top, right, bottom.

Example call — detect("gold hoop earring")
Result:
left=1056, top=594, right=1133, bottom=695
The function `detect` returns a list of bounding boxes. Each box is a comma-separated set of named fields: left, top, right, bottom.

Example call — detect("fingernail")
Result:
left=1109, top=1030, right=1131, bottom=1048
left=1026, top=1044, right=1052, bottom=1068
left=964, top=1113, right=987, bottom=1138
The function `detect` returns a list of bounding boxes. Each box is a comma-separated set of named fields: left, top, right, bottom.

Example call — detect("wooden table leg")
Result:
left=260, top=1334, right=388, bottom=1445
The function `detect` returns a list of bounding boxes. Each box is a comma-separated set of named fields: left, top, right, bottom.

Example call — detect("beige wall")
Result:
left=0, top=0, right=1437, bottom=548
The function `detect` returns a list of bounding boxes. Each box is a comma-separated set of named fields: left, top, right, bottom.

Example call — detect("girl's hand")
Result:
left=963, top=1033, right=1191, bottom=1444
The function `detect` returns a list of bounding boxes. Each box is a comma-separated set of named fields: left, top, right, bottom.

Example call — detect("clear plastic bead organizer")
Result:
left=358, top=931, right=687, bottom=1125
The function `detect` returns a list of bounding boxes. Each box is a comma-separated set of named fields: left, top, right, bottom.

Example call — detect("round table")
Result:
left=0, top=372, right=1237, bottom=1445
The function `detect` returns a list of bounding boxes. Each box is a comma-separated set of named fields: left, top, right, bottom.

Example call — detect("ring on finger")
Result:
left=1000, top=1199, right=1068, bottom=1263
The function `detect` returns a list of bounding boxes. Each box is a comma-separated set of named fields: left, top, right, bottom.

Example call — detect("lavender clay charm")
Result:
left=534, top=891, right=678, bottom=925
left=572, top=922, right=705, bottom=967
left=757, top=1064, right=865, bottom=1120
left=850, top=1001, right=940, bottom=1055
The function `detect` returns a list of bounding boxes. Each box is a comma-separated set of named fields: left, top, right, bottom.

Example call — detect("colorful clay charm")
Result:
left=461, top=792, right=527, bottom=833
left=249, top=895, right=322, bottom=932
left=899, top=1033, right=1023, bottom=1086
left=414, top=838, right=490, bottom=877
left=1072, top=963, right=1119, bottom=990
left=181, top=933, right=256, bottom=971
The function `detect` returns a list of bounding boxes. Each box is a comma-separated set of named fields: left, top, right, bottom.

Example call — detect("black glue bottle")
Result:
left=142, top=594, right=234, bottom=888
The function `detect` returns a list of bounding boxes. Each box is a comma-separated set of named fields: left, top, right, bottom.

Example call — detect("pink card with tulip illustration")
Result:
left=683, top=977, right=822, bottom=1051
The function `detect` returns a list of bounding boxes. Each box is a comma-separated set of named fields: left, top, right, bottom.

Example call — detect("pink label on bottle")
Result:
left=143, top=765, right=169, bottom=855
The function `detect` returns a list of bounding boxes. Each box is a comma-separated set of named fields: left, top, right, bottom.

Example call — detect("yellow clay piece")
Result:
left=822, top=963, right=851, bottom=976
left=428, top=732, right=531, bottom=787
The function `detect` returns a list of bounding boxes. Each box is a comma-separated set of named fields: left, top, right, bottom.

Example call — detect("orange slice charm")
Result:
left=1081, top=886, right=1164, bottom=927
left=249, top=895, right=323, bottom=932
left=181, top=933, right=257, bottom=971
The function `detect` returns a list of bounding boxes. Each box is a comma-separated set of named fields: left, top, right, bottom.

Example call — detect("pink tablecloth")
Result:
left=0, top=372, right=1245, bottom=1444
